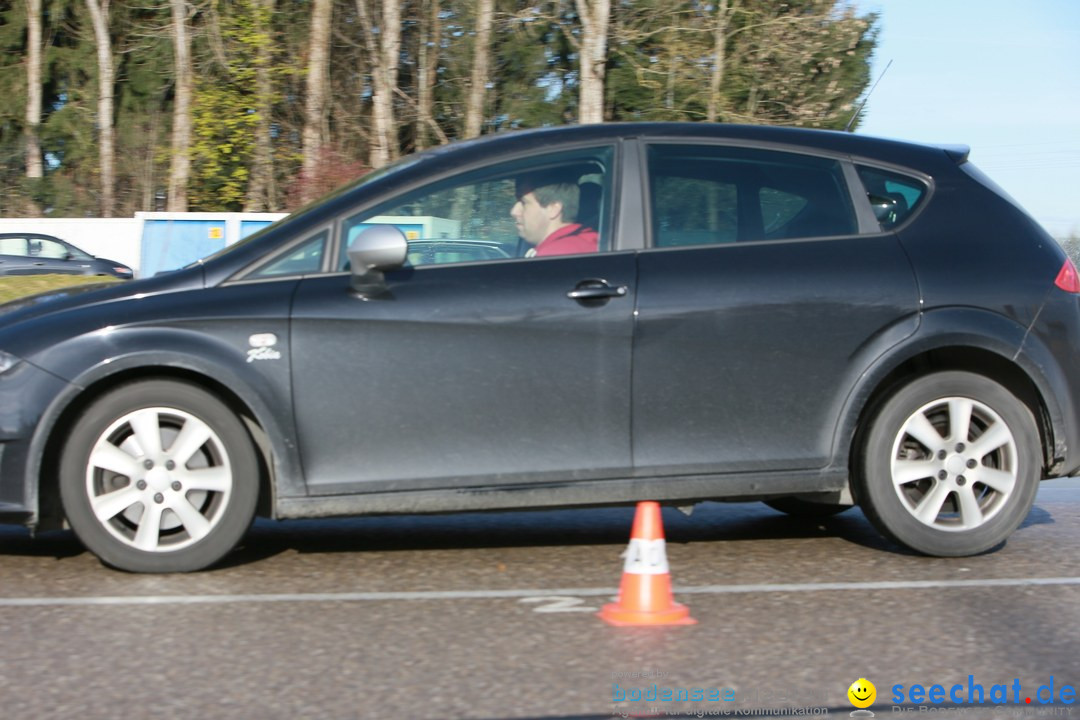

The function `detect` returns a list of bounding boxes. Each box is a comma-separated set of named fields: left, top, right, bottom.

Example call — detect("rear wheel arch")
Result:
left=849, top=346, right=1052, bottom=475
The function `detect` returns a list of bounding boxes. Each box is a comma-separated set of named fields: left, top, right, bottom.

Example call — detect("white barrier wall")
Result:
left=0, top=212, right=288, bottom=277
left=0, top=217, right=142, bottom=271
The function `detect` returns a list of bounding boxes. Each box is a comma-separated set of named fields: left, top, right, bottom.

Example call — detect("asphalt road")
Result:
left=2, top=482, right=1079, bottom=720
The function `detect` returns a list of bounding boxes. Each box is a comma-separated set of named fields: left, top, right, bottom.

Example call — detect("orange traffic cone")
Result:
left=599, top=501, right=696, bottom=626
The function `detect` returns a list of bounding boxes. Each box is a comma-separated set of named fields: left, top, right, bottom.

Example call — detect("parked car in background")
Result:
left=0, top=122, right=1077, bottom=573
left=0, top=232, right=133, bottom=278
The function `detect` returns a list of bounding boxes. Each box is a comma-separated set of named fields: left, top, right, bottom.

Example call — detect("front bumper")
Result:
left=0, top=360, right=74, bottom=523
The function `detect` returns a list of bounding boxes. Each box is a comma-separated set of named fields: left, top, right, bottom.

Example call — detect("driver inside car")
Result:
left=510, top=170, right=599, bottom=257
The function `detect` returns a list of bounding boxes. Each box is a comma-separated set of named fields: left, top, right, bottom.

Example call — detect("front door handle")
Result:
left=567, top=278, right=629, bottom=301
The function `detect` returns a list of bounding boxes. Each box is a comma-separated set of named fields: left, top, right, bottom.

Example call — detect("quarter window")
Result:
left=856, top=165, right=927, bottom=230
left=247, top=229, right=328, bottom=278
left=647, top=144, right=857, bottom=247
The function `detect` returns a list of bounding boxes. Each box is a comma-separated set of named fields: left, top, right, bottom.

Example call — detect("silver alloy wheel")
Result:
left=889, top=396, right=1018, bottom=532
left=85, top=406, right=233, bottom=553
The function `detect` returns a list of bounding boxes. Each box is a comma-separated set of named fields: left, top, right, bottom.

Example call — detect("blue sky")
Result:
left=854, top=1, right=1080, bottom=238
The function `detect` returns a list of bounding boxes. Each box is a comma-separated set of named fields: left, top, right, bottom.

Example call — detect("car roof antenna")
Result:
left=845, top=59, right=892, bottom=132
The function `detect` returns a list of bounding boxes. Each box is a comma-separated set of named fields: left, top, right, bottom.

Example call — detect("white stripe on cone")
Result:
left=621, top=538, right=670, bottom=575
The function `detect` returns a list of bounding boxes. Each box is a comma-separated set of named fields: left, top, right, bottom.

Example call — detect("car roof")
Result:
left=417, top=122, right=965, bottom=170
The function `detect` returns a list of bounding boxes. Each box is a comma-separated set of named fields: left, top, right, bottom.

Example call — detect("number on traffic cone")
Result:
left=598, top=501, right=696, bottom=626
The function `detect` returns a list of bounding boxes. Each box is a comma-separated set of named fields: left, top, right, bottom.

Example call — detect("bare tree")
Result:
left=300, top=0, right=332, bottom=205
left=357, top=0, right=402, bottom=168
left=575, top=0, right=610, bottom=124
left=415, top=0, right=442, bottom=149
left=463, top=0, right=494, bottom=138
left=245, top=0, right=278, bottom=211
left=706, top=0, right=735, bottom=123
left=25, top=0, right=43, bottom=182
left=167, top=0, right=193, bottom=211
left=85, top=0, right=116, bottom=215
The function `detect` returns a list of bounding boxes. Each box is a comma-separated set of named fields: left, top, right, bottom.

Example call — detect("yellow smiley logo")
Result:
left=848, top=678, right=876, bottom=709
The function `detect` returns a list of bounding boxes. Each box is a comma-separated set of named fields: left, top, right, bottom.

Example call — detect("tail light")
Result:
left=1055, top=258, right=1080, bottom=293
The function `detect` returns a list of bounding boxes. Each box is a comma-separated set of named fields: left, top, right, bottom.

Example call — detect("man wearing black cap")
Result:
left=511, top=170, right=599, bottom=257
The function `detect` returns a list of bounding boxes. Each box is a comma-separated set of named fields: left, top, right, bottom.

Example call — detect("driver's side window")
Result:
left=339, top=146, right=614, bottom=270
left=36, top=238, right=70, bottom=259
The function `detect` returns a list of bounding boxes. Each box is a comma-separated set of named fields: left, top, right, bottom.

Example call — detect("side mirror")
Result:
left=347, top=225, right=408, bottom=297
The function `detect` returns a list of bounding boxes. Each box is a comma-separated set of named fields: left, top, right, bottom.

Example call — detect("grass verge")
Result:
left=0, top=274, right=122, bottom=305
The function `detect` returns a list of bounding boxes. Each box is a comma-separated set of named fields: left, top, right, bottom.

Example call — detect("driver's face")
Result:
left=511, top=191, right=554, bottom=246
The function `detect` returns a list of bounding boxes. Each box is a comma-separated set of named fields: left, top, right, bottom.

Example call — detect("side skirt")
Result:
left=275, top=469, right=849, bottom=520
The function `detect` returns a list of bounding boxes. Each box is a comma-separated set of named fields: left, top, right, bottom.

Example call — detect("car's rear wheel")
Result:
left=59, top=380, right=258, bottom=572
left=856, top=371, right=1040, bottom=556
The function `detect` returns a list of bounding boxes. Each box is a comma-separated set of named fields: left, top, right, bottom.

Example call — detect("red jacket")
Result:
left=534, top=223, right=599, bottom=257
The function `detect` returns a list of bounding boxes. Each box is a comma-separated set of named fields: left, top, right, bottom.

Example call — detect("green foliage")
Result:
left=607, top=0, right=878, bottom=128
left=0, top=0, right=179, bottom=215
left=492, top=4, right=574, bottom=130
left=0, top=273, right=121, bottom=304
left=2, top=0, right=879, bottom=215
left=188, top=0, right=274, bottom=211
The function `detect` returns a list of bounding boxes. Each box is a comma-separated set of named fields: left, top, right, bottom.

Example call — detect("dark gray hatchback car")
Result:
left=1, top=122, right=1078, bottom=572
left=0, top=232, right=134, bottom=278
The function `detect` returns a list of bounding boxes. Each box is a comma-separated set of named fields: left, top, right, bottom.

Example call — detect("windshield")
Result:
left=186, top=154, right=425, bottom=269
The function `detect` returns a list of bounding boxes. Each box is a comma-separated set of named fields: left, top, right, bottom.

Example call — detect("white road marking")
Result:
left=1, top=576, right=1080, bottom=608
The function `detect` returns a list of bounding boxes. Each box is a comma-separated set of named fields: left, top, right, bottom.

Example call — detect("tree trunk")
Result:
left=141, top=110, right=160, bottom=210
left=378, top=0, right=403, bottom=164
left=24, top=0, right=43, bottom=181
left=167, top=0, right=193, bottom=212
left=85, top=0, right=115, bottom=216
left=574, top=0, right=610, bottom=124
left=707, top=0, right=733, bottom=123
left=301, top=0, right=332, bottom=205
left=664, top=24, right=676, bottom=111
left=415, top=0, right=440, bottom=149
left=463, top=0, right=494, bottom=139
left=360, top=0, right=402, bottom=168
left=245, top=0, right=278, bottom=211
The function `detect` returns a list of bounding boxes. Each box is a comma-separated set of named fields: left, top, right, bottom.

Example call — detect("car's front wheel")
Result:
left=59, top=380, right=259, bottom=572
left=856, top=371, right=1040, bottom=557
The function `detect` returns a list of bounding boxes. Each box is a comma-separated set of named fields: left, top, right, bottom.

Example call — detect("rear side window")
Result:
left=856, top=165, right=928, bottom=230
left=0, top=237, right=27, bottom=256
left=647, top=144, right=857, bottom=248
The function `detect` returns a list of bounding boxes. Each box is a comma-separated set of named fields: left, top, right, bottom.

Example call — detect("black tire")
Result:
left=763, top=497, right=852, bottom=517
left=856, top=371, right=1040, bottom=557
left=59, top=380, right=259, bottom=572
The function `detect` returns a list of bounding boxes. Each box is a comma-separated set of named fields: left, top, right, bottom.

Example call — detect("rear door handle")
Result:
left=566, top=278, right=629, bottom=301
